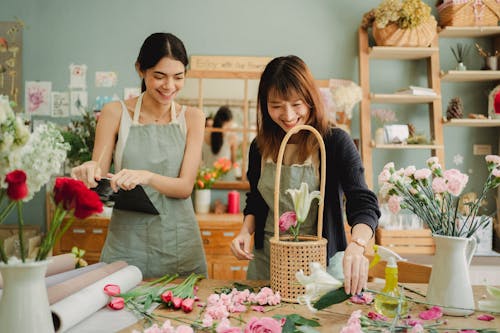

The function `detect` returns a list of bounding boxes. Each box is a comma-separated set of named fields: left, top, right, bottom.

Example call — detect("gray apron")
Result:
left=100, top=96, right=207, bottom=278
left=246, top=155, right=319, bottom=280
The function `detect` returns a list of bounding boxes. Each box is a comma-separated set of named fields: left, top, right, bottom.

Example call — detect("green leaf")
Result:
left=281, top=318, right=295, bottom=333
left=313, top=287, right=350, bottom=310
left=273, top=314, right=321, bottom=330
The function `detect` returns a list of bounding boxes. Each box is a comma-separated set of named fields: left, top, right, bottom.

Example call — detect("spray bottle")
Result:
left=371, top=245, right=408, bottom=317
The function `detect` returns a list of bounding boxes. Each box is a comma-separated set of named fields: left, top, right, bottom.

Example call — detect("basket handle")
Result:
left=273, top=125, right=326, bottom=242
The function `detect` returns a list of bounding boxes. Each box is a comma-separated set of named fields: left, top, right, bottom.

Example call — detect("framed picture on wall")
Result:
left=70, top=90, right=88, bottom=116
left=69, top=64, right=87, bottom=90
left=25, top=81, right=52, bottom=116
left=51, top=91, right=69, bottom=117
left=0, top=20, right=24, bottom=109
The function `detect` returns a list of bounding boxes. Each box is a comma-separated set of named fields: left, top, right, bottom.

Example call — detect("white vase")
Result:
left=426, top=234, right=477, bottom=316
left=374, top=127, right=386, bottom=145
left=0, top=259, right=54, bottom=332
left=194, top=189, right=211, bottom=214
left=456, top=62, right=467, bottom=71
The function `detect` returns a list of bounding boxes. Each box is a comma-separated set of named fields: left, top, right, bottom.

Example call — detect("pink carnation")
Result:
left=431, top=177, right=447, bottom=194
left=414, top=168, right=431, bottom=180
left=443, top=169, right=468, bottom=196
left=279, top=211, right=297, bottom=232
left=418, top=306, right=443, bottom=320
left=388, top=195, right=402, bottom=214
left=244, top=317, right=282, bottom=333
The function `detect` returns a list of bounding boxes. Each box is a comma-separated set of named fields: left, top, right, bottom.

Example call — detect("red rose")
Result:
left=5, top=170, right=28, bottom=201
left=52, top=177, right=103, bottom=219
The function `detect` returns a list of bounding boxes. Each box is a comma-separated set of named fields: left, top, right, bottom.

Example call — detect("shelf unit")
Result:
left=439, top=27, right=500, bottom=250
left=358, top=27, right=445, bottom=188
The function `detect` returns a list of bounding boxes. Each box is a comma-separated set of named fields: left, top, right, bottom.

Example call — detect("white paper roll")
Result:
left=50, top=265, right=142, bottom=332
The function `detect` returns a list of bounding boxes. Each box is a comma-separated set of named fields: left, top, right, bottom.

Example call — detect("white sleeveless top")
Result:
left=114, top=93, right=187, bottom=171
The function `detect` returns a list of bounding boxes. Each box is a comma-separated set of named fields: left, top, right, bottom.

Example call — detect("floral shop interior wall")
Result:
left=1, top=0, right=498, bottom=226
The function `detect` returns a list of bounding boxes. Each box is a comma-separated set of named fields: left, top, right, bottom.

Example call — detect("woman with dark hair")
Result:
left=230, top=55, right=380, bottom=295
left=202, top=105, right=238, bottom=169
left=71, top=33, right=207, bottom=278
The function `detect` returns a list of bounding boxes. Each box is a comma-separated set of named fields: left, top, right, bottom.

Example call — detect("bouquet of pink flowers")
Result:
left=378, top=156, right=500, bottom=238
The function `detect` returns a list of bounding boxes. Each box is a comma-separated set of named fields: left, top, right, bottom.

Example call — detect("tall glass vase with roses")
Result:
left=378, top=156, right=500, bottom=315
left=0, top=96, right=103, bottom=332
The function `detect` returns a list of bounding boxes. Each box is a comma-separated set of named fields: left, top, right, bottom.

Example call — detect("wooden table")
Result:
left=121, top=280, right=499, bottom=332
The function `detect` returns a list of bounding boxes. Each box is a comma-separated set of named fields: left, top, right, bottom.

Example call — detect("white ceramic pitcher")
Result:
left=426, top=234, right=477, bottom=316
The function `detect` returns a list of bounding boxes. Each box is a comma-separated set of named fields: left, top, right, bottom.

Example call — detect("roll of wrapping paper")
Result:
left=48, top=261, right=128, bottom=305
left=0, top=253, right=76, bottom=289
left=50, top=265, right=142, bottom=332
left=45, top=262, right=107, bottom=288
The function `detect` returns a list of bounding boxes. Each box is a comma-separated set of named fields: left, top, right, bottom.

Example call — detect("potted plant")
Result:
left=363, top=0, right=438, bottom=47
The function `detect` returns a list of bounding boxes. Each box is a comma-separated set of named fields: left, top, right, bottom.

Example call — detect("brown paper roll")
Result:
left=0, top=253, right=77, bottom=289
left=48, top=261, right=128, bottom=305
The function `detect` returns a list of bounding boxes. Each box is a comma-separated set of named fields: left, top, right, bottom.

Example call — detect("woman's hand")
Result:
left=71, top=161, right=102, bottom=188
left=109, top=169, right=153, bottom=192
left=342, top=242, right=369, bottom=295
left=230, top=231, right=254, bottom=260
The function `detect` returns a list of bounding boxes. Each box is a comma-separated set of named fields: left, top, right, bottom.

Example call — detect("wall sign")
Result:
left=0, top=20, right=24, bottom=109
left=190, top=55, right=272, bottom=73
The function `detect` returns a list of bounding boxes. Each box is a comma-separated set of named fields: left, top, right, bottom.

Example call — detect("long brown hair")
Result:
left=256, top=55, right=329, bottom=162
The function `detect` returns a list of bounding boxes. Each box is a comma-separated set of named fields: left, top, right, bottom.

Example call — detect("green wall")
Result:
left=1, top=0, right=498, bottom=227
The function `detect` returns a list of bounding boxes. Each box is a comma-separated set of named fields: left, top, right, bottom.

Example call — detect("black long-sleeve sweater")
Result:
left=243, top=127, right=380, bottom=259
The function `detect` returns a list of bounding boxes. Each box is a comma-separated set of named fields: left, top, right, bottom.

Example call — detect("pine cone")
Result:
left=446, top=97, right=464, bottom=119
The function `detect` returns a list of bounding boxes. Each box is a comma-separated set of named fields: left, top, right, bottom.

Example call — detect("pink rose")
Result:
left=278, top=211, right=297, bottom=232
left=244, top=317, right=282, bottom=333
left=175, top=325, right=194, bottom=333
left=477, top=314, right=494, bottom=321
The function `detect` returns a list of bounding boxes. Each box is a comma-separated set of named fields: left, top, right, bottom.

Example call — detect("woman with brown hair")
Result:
left=230, top=55, right=380, bottom=295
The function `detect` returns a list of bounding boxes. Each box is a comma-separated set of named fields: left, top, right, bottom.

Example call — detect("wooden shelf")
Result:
left=369, top=46, right=439, bottom=60
left=440, top=70, right=500, bottom=82
left=372, top=143, right=444, bottom=149
left=439, top=26, right=500, bottom=38
left=443, top=118, right=500, bottom=127
left=371, top=93, right=440, bottom=104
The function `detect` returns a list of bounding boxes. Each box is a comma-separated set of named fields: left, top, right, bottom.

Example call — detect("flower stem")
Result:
left=16, top=201, right=25, bottom=262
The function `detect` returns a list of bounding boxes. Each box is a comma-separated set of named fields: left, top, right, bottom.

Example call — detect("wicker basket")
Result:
left=437, top=0, right=500, bottom=27
left=269, top=125, right=328, bottom=303
left=372, top=16, right=438, bottom=47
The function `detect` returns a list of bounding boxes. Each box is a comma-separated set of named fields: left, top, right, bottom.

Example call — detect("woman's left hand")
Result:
left=342, top=242, right=369, bottom=295
left=109, top=169, right=153, bottom=192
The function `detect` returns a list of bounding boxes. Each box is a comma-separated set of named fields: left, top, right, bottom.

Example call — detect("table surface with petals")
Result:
left=121, top=280, right=499, bottom=332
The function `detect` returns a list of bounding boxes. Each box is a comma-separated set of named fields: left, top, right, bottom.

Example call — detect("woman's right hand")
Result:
left=230, top=231, right=254, bottom=260
left=71, top=161, right=102, bottom=188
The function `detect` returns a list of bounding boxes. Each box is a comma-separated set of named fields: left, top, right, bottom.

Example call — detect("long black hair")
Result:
left=136, top=33, right=188, bottom=92
left=211, top=106, right=233, bottom=155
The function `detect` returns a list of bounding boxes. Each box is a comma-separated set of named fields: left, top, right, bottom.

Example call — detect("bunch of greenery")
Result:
left=61, top=108, right=97, bottom=166
left=374, top=0, right=431, bottom=29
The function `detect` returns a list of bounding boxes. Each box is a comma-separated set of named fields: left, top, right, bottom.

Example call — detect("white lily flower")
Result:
left=286, top=182, right=322, bottom=223
left=296, top=262, right=343, bottom=312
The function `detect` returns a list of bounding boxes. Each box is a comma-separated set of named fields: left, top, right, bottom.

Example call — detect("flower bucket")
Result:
left=372, top=16, right=437, bottom=47
left=269, top=125, right=328, bottom=303
left=0, top=259, right=54, bottom=332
